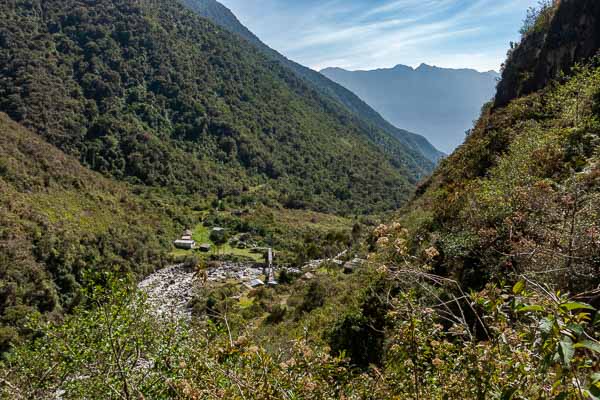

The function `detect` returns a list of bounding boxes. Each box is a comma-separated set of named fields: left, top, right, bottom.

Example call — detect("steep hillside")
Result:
left=395, top=0, right=600, bottom=292
left=0, top=0, right=422, bottom=215
left=180, top=0, right=444, bottom=164
left=321, top=64, right=499, bottom=153
left=0, top=113, right=188, bottom=351
left=2, top=2, right=600, bottom=398
left=495, top=0, right=600, bottom=107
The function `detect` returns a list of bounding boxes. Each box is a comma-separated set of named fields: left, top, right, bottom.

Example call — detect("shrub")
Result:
left=295, top=281, right=326, bottom=317
left=265, top=305, right=287, bottom=325
left=519, top=0, right=556, bottom=38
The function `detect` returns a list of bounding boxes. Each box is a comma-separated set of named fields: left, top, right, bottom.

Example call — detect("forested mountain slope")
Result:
left=0, top=0, right=419, bottom=215
left=397, top=0, right=600, bottom=292
left=0, top=112, right=187, bottom=352
left=2, top=2, right=600, bottom=398
left=180, top=0, right=444, bottom=164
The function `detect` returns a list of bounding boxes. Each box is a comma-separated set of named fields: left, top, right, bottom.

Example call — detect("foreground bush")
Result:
left=0, top=279, right=360, bottom=399
left=1, top=273, right=598, bottom=399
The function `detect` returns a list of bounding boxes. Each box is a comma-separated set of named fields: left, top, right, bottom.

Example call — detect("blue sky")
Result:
left=219, top=0, right=539, bottom=72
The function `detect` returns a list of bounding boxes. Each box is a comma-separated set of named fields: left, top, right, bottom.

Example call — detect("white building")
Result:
left=174, top=239, right=196, bottom=250
left=244, top=279, right=264, bottom=289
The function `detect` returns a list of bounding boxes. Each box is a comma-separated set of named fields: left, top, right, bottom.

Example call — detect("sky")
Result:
left=218, top=0, right=540, bottom=73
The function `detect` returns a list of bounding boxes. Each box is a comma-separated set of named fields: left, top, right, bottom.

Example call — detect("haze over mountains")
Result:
left=189, top=0, right=500, bottom=154
left=182, top=0, right=444, bottom=163
left=321, top=64, right=500, bottom=153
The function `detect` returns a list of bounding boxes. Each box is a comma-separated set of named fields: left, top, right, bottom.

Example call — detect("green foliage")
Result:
left=330, top=277, right=600, bottom=399
left=0, top=114, right=184, bottom=352
left=295, top=280, right=327, bottom=317
left=2, top=270, right=599, bottom=399
left=264, top=304, right=287, bottom=325
left=277, top=269, right=297, bottom=285
left=1, top=279, right=364, bottom=399
left=519, top=0, right=557, bottom=37
left=0, top=0, right=416, bottom=215
left=191, top=284, right=241, bottom=325
left=404, top=63, right=600, bottom=291
left=0, top=277, right=188, bottom=399
left=327, top=276, right=392, bottom=369
left=209, top=228, right=228, bottom=246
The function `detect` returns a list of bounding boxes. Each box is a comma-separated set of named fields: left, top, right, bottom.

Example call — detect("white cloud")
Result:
left=220, top=0, right=539, bottom=72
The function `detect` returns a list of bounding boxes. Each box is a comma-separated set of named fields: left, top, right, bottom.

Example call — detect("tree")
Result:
left=520, top=0, right=556, bottom=37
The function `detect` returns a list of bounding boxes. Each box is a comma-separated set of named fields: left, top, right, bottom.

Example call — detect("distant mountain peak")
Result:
left=390, top=64, right=414, bottom=72
left=323, top=63, right=499, bottom=76
left=321, top=63, right=500, bottom=153
left=320, top=66, right=346, bottom=73
left=415, top=63, right=435, bottom=70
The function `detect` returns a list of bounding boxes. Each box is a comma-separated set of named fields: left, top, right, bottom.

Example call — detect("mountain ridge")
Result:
left=180, top=0, right=445, bottom=164
left=0, top=0, right=426, bottom=215
left=321, top=63, right=500, bottom=153
left=322, top=63, right=498, bottom=75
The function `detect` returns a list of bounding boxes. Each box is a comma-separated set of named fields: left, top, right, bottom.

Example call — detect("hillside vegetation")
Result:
left=181, top=0, right=444, bottom=164
left=0, top=112, right=187, bottom=352
left=1, top=1, right=600, bottom=399
left=405, top=23, right=600, bottom=292
left=0, top=0, right=423, bottom=215
left=0, top=104, right=374, bottom=355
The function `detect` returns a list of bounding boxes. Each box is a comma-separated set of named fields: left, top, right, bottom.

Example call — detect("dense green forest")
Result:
left=181, top=0, right=445, bottom=164
left=0, top=112, right=187, bottom=353
left=0, top=0, right=426, bottom=215
left=0, top=0, right=425, bottom=349
left=1, top=1, right=600, bottom=399
left=0, top=110, right=366, bottom=354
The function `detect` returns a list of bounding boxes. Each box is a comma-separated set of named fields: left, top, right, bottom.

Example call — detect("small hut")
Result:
left=174, top=229, right=196, bottom=249
left=174, top=239, right=196, bottom=250
left=199, top=243, right=212, bottom=252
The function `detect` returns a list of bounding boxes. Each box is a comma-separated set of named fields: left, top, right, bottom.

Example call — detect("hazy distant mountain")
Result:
left=181, top=0, right=444, bottom=164
left=321, top=64, right=500, bottom=153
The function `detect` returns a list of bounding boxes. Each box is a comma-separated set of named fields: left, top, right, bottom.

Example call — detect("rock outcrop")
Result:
left=138, top=262, right=268, bottom=320
left=495, top=0, right=600, bottom=108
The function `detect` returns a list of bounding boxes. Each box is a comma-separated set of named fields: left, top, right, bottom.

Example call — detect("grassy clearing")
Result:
left=170, top=206, right=355, bottom=263
left=171, top=223, right=265, bottom=262
left=248, top=206, right=352, bottom=233
left=239, top=296, right=254, bottom=309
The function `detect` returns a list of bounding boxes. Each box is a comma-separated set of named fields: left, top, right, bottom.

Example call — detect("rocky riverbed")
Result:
left=138, top=250, right=362, bottom=320
left=138, top=264, right=197, bottom=321
left=138, top=262, right=267, bottom=320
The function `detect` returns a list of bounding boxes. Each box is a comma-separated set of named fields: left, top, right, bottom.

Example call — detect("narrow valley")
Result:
left=1, top=0, right=599, bottom=399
